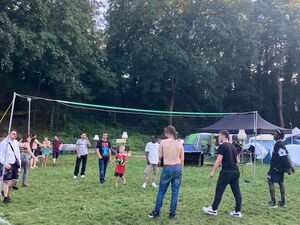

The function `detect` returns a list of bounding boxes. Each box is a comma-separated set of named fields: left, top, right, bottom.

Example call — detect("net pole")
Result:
left=1, top=92, right=17, bottom=190
left=27, top=98, right=31, bottom=135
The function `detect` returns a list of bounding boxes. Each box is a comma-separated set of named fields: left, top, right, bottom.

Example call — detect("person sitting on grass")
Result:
left=267, top=129, right=295, bottom=208
left=110, top=145, right=127, bottom=187
left=41, top=137, right=51, bottom=167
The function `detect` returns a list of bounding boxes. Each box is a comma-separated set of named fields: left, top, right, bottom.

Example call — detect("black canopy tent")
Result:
left=199, top=112, right=290, bottom=183
left=199, top=112, right=291, bottom=134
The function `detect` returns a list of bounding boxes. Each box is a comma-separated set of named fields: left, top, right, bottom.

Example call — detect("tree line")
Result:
left=0, top=0, right=300, bottom=131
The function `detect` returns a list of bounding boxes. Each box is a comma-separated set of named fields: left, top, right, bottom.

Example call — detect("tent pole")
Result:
left=253, top=111, right=258, bottom=183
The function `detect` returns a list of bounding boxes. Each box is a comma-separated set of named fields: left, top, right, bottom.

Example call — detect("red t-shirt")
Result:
left=115, top=153, right=126, bottom=174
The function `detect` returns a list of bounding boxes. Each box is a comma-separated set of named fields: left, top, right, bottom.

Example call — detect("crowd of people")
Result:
left=0, top=126, right=296, bottom=221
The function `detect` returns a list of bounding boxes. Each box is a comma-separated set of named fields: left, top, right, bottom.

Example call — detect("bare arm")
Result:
left=180, top=144, right=184, bottom=167
left=158, top=143, right=163, bottom=166
left=86, top=138, right=91, bottom=147
left=36, top=139, right=44, bottom=147
left=96, top=142, right=102, bottom=159
left=25, top=143, right=35, bottom=158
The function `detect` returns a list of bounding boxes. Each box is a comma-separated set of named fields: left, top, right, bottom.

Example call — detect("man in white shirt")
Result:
left=73, top=133, right=91, bottom=179
left=142, top=136, right=159, bottom=188
left=0, top=130, right=21, bottom=204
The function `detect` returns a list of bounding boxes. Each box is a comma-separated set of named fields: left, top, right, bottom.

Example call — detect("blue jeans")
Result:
left=98, top=158, right=109, bottom=184
left=154, top=164, right=182, bottom=215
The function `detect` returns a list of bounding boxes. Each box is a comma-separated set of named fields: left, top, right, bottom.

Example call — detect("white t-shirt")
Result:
left=0, top=137, right=20, bottom=164
left=145, top=142, right=159, bottom=164
left=76, top=139, right=89, bottom=156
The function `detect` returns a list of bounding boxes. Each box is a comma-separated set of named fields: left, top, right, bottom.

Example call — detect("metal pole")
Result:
left=8, top=92, right=17, bottom=134
left=1, top=92, right=17, bottom=187
left=290, top=122, right=293, bottom=145
left=27, top=98, right=31, bottom=135
left=253, top=111, right=258, bottom=183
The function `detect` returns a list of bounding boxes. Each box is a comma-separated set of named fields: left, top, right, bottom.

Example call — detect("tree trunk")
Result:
left=169, top=78, right=178, bottom=125
left=275, top=73, right=285, bottom=127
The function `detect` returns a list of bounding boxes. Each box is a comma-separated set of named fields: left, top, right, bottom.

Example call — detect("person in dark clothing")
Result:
left=96, top=131, right=111, bottom=186
left=267, top=129, right=295, bottom=208
left=203, top=130, right=242, bottom=218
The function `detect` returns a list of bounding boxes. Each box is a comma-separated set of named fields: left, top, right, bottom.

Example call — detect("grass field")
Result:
left=1, top=153, right=299, bottom=225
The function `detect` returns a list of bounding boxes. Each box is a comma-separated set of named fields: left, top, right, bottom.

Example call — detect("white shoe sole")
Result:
left=202, top=208, right=217, bottom=216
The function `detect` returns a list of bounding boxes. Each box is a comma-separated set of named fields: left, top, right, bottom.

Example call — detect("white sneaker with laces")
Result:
left=230, top=211, right=242, bottom=218
left=81, top=175, right=85, bottom=178
left=151, top=182, right=157, bottom=188
left=142, top=182, right=147, bottom=189
left=73, top=176, right=77, bottom=179
left=202, top=206, right=217, bottom=216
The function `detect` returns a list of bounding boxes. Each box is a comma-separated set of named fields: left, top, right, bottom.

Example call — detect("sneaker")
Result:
left=230, top=211, right=242, bottom=218
left=148, top=211, right=159, bottom=219
left=278, top=201, right=287, bottom=208
left=81, top=175, right=85, bottom=178
left=73, top=176, right=77, bottom=179
left=1, top=191, right=9, bottom=200
left=202, top=206, right=217, bottom=216
left=268, top=201, right=278, bottom=208
left=151, top=182, right=157, bottom=188
left=142, top=182, right=147, bottom=189
left=3, top=197, right=11, bottom=204
left=169, top=213, right=176, bottom=219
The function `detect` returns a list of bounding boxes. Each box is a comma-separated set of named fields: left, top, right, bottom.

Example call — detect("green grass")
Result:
left=1, top=154, right=300, bottom=225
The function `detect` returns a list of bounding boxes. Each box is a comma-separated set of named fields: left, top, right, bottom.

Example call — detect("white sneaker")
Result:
left=202, top=206, right=217, bottom=216
left=73, top=176, right=77, bottom=179
left=142, top=182, right=147, bottom=189
left=230, top=211, right=242, bottom=218
left=151, top=182, right=157, bottom=188
left=81, top=175, right=85, bottom=178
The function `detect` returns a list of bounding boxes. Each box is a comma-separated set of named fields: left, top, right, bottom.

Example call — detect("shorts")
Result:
left=3, top=163, right=20, bottom=182
left=267, top=168, right=284, bottom=183
left=53, top=151, right=59, bottom=159
left=32, top=149, right=38, bottom=157
left=114, top=172, right=124, bottom=177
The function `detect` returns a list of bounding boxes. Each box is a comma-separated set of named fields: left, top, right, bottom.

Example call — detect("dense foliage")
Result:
left=1, top=0, right=300, bottom=133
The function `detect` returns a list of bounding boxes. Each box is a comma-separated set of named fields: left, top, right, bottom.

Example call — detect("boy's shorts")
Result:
left=114, top=172, right=124, bottom=177
left=267, top=168, right=284, bottom=183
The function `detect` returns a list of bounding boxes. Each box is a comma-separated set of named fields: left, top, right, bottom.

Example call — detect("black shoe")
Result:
left=1, top=191, right=10, bottom=200
left=278, top=201, right=286, bottom=208
left=12, top=186, right=19, bottom=190
left=3, top=197, right=11, bottom=204
left=148, top=211, right=159, bottom=219
left=22, top=184, right=28, bottom=187
left=169, top=214, right=176, bottom=219
left=268, top=201, right=277, bottom=208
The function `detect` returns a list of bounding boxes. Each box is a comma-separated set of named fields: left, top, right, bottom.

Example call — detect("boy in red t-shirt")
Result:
left=111, top=145, right=127, bottom=187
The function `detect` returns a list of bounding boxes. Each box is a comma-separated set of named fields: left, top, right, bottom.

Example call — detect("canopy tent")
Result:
left=199, top=113, right=290, bottom=134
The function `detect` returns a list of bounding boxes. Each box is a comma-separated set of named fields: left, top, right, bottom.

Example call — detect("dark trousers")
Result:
left=212, top=170, right=242, bottom=212
left=98, top=158, right=109, bottom=184
left=74, top=154, right=88, bottom=176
